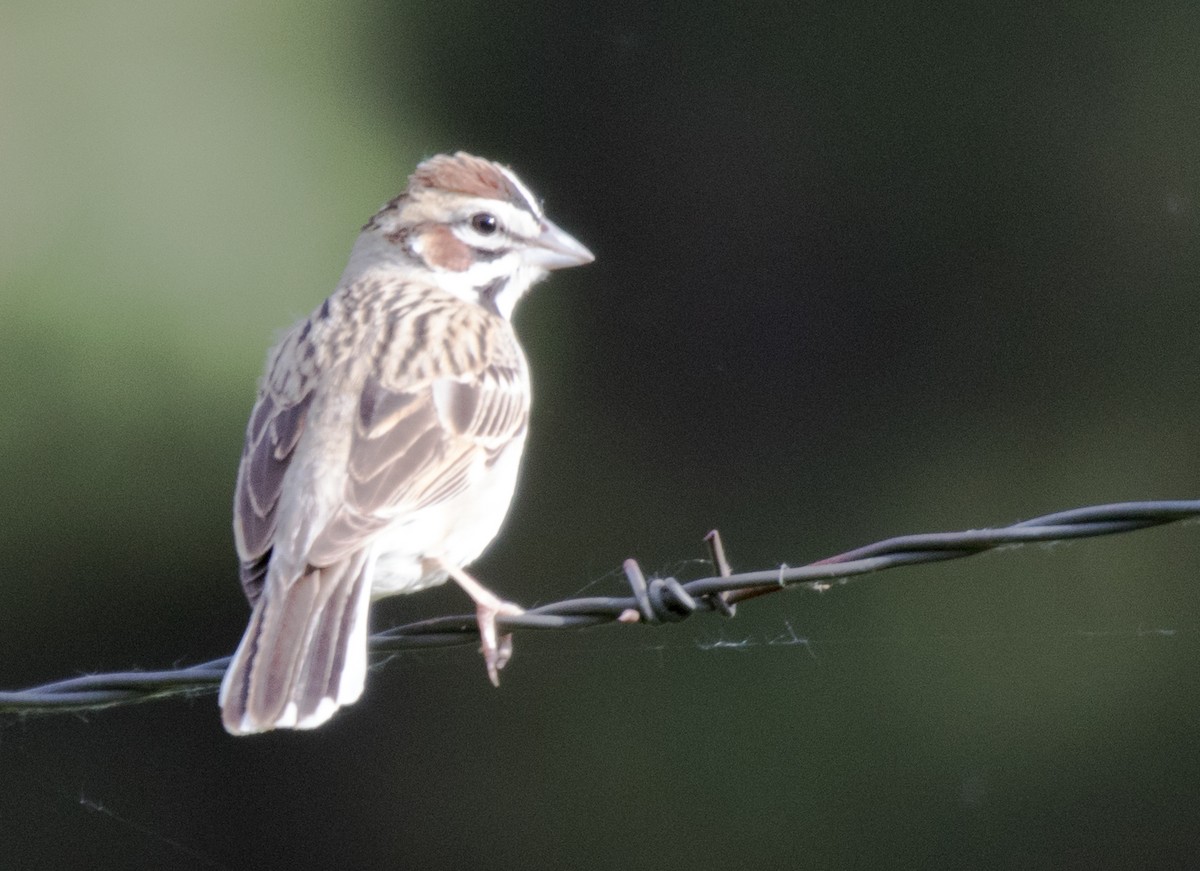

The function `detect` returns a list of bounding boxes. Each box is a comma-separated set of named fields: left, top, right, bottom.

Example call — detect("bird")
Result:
left=219, top=152, right=594, bottom=734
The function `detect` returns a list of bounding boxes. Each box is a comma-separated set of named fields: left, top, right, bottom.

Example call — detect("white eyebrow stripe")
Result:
left=498, top=165, right=543, bottom=219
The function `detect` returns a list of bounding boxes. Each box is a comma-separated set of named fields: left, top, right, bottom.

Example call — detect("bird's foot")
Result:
left=475, top=598, right=524, bottom=686
left=438, top=562, right=524, bottom=686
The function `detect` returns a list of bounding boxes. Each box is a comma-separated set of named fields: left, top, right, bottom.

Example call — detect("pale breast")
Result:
left=368, top=429, right=527, bottom=598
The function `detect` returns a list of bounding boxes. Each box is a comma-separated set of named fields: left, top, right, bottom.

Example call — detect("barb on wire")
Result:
left=2, top=499, right=1197, bottom=717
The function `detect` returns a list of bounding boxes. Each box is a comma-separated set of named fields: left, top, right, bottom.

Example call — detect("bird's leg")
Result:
left=437, top=562, right=524, bottom=686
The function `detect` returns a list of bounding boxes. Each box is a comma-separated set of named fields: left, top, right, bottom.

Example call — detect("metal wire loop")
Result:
left=622, top=559, right=697, bottom=623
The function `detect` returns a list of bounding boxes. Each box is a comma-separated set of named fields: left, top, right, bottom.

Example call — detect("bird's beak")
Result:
left=526, top=219, right=595, bottom=271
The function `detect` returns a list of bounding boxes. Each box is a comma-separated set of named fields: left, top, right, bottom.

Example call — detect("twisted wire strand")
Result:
left=2, top=499, right=1196, bottom=716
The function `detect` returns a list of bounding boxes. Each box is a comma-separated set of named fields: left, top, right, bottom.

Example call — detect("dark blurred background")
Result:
left=3, top=2, right=1200, bottom=868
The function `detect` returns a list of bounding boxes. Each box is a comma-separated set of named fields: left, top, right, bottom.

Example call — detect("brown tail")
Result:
left=219, top=554, right=372, bottom=734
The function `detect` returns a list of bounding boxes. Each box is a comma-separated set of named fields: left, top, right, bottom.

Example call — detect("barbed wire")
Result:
left=2, top=499, right=1196, bottom=717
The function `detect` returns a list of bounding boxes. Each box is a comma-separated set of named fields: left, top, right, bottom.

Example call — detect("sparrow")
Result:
left=219, top=152, right=593, bottom=734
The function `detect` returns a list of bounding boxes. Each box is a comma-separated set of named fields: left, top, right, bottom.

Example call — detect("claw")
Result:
left=435, top=561, right=524, bottom=685
left=477, top=599, right=523, bottom=686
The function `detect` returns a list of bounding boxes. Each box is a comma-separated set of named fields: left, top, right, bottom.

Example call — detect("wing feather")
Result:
left=308, top=304, right=529, bottom=566
left=233, top=320, right=320, bottom=603
left=235, top=289, right=530, bottom=589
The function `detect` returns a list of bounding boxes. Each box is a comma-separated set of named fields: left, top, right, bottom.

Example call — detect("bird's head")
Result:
left=352, top=152, right=594, bottom=319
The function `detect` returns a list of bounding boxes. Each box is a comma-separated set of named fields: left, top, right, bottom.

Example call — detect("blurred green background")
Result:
left=3, top=1, right=1200, bottom=868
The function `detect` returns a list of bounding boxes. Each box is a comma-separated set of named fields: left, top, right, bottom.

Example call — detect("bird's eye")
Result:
left=470, top=212, right=498, bottom=235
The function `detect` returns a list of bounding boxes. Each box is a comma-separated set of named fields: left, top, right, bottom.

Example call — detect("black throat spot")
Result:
left=478, top=277, right=508, bottom=316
